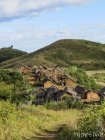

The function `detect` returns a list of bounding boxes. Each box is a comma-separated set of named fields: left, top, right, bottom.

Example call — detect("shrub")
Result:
left=44, top=99, right=85, bottom=110
left=66, top=66, right=97, bottom=90
left=0, top=70, right=29, bottom=101
left=56, top=125, right=80, bottom=140
left=66, top=98, right=85, bottom=109
left=44, top=101, right=68, bottom=110
left=57, top=104, right=105, bottom=140
left=78, top=104, right=105, bottom=140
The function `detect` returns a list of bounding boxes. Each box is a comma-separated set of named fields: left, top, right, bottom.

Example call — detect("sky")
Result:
left=0, top=0, right=105, bottom=52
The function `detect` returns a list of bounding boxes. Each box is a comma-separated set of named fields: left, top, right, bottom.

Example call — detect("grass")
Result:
left=0, top=47, right=27, bottom=64
left=0, top=82, right=13, bottom=97
left=0, top=101, right=82, bottom=140
left=0, top=96, right=104, bottom=140
left=56, top=104, right=105, bottom=140
left=1, top=39, right=105, bottom=69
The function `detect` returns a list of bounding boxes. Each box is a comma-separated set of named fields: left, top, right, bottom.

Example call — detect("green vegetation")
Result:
left=57, top=103, right=105, bottom=140
left=0, top=40, right=105, bottom=139
left=0, top=70, right=23, bottom=84
left=0, top=47, right=27, bottom=64
left=0, top=100, right=105, bottom=140
left=78, top=105, right=104, bottom=139
left=0, top=82, right=13, bottom=98
left=1, top=39, right=105, bottom=70
left=0, top=66, right=104, bottom=139
left=0, top=64, right=105, bottom=139
left=0, top=101, right=81, bottom=140
left=44, top=99, right=85, bottom=110
left=0, top=70, right=27, bottom=100
left=91, top=73, right=105, bottom=82
left=66, top=66, right=101, bottom=90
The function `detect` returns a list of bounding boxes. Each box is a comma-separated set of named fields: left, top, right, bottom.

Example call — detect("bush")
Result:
left=0, top=70, right=29, bottom=101
left=44, top=99, right=85, bottom=110
left=56, top=125, right=81, bottom=140
left=66, top=66, right=97, bottom=90
left=66, top=99, right=85, bottom=109
left=92, top=73, right=105, bottom=83
left=44, top=101, right=68, bottom=110
left=0, top=70, right=24, bottom=85
left=57, top=104, right=105, bottom=140
left=78, top=104, right=105, bottom=140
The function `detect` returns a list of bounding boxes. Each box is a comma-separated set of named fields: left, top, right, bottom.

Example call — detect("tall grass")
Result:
left=0, top=101, right=81, bottom=140
left=44, top=100, right=85, bottom=110
left=57, top=103, right=105, bottom=140
left=1, top=101, right=104, bottom=140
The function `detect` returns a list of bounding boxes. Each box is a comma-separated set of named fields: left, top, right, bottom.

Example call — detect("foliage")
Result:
left=0, top=70, right=28, bottom=100
left=0, top=47, right=27, bottom=63
left=78, top=104, right=105, bottom=140
left=44, top=101, right=68, bottom=110
left=67, top=66, right=98, bottom=90
left=0, top=101, right=81, bottom=140
left=44, top=99, right=85, bottom=110
left=0, top=82, right=13, bottom=98
left=92, top=73, right=105, bottom=82
left=57, top=125, right=81, bottom=140
left=0, top=69, right=23, bottom=84
left=57, top=103, right=105, bottom=140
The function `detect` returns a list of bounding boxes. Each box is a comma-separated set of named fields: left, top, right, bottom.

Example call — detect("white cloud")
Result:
left=1, top=22, right=105, bottom=52
left=0, top=0, right=92, bottom=19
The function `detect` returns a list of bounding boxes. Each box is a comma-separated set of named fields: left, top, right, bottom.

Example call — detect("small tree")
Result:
left=10, top=45, right=13, bottom=49
left=67, top=66, right=97, bottom=90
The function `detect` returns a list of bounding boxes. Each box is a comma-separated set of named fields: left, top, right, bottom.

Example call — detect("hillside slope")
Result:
left=0, top=39, right=105, bottom=70
left=0, top=47, right=27, bottom=63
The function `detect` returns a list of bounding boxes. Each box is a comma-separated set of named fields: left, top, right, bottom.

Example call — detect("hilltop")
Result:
left=0, top=39, right=105, bottom=70
left=0, top=46, right=27, bottom=63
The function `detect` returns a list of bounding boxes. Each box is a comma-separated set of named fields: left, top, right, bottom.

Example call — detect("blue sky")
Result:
left=0, top=0, right=105, bottom=52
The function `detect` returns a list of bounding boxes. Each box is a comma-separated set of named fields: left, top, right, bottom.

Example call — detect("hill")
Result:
left=0, top=39, right=105, bottom=70
left=0, top=46, right=27, bottom=63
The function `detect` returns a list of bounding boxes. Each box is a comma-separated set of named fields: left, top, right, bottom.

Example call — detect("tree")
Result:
left=10, top=45, right=13, bottom=49
left=67, top=66, right=97, bottom=90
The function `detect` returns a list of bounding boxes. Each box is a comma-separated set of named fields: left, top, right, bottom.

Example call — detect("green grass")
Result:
left=0, top=47, right=27, bottom=64
left=57, top=104, right=105, bottom=140
left=1, top=39, right=105, bottom=70
left=0, top=101, right=81, bottom=140
left=91, top=73, right=105, bottom=82
left=1, top=100, right=105, bottom=140
left=0, top=82, right=13, bottom=97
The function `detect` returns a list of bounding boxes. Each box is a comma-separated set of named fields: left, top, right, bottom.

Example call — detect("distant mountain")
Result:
left=0, top=39, right=105, bottom=70
left=0, top=46, right=27, bottom=63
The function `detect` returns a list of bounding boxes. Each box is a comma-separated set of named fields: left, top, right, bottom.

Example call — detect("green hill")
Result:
left=0, top=39, right=105, bottom=70
left=0, top=46, right=27, bottom=63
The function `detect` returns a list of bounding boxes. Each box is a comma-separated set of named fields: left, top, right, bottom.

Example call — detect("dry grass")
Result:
left=86, top=70, right=105, bottom=76
left=0, top=101, right=82, bottom=140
